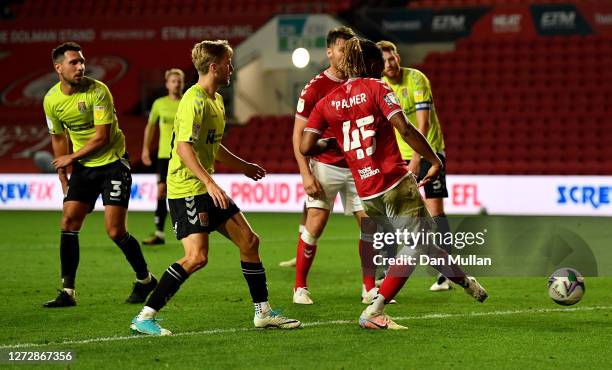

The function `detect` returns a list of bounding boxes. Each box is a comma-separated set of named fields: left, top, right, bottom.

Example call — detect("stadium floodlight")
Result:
left=292, top=47, right=310, bottom=68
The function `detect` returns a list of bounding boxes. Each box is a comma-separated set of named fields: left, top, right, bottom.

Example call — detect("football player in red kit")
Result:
left=301, top=37, right=488, bottom=330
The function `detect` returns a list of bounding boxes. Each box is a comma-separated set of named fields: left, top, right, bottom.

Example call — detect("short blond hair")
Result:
left=376, top=40, right=399, bottom=55
left=165, top=68, right=185, bottom=81
left=191, top=40, right=233, bottom=74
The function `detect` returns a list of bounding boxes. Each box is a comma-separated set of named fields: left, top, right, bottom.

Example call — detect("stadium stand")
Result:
left=417, top=35, right=612, bottom=174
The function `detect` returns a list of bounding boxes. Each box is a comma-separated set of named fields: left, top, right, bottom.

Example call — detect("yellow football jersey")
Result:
left=167, top=83, right=225, bottom=199
left=43, top=77, right=125, bottom=167
left=383, top=68, right=445, bottom=160
left=147, top=96, right=180, bottom=159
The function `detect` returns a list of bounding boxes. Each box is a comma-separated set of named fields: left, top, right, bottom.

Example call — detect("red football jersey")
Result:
left=296, top=70, right=348, bottom=168
left=305, top=78, right=408, bottom=199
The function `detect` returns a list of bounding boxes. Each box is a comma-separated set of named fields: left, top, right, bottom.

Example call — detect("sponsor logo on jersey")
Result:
left=297, top=98, right=305, bottom=113
left=358, top=166, right=381, bottom=180
left=413, top=90, right=424, bottom=102
left=93, top=105, right=105, bottom=120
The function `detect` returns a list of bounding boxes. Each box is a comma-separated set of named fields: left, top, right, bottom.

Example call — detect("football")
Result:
left=547, top=268, right=585, bottom=306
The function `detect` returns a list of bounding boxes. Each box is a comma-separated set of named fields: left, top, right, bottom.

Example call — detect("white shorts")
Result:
left=306, top=160, right=363, bottom=215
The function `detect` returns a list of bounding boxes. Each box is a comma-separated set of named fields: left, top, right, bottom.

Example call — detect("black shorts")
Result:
left=157, top=158, right=169, bottom=183
left=65, top=156, right=132, bottom=211
left=168, top=192, right=241, bottom=239
left=411, top=152, right=448, bottom=199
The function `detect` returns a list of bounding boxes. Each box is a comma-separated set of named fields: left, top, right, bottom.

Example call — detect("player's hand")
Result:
left=141, top=150, right=152, bottom=167
left=407, top=157, right=421, bottom=177
left=303, top=173, right=325, bottom=199
left=52, top=154, right=74, bottom=169
left=243, top=162, right=266, bottom=181
left=418, top=164, right=441, bottom=188
left=205, top=180, right=230, bottom=209
left=319, top=137, right=343, bottom=156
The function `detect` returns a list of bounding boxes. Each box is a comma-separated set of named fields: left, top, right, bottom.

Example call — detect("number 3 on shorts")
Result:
left=110, top=180, right=122, bottom=197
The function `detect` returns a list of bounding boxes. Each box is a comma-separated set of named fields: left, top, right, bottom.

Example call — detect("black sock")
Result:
left=241, top=261, right=268, bottom=303
left=60, top=231, right=79, bottom=289
left=154, top=198, right=168, bottom=233
left=433, top=214, right=452, bottom=254
left=145, top=263, right=189, bottom=311
left=114, top=232, right=149, bottom=280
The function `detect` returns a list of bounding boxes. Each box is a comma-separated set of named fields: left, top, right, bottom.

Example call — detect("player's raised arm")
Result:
left=216, top=144, right=265, bottom=181
left=389, top=112, right=441, bottom=186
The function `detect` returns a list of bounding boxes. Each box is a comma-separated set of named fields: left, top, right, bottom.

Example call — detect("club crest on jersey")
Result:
left=297, top=98, right=305, bottom=113
left=77, top=101, right=87, bottom=114
left=402, top=88, right=408, bottom=98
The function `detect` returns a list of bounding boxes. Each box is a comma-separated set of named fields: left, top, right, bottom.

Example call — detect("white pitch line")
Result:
left=2, top=306, right=610, bottom=350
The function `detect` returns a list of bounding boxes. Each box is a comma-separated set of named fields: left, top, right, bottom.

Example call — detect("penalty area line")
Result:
left=1, top=305, right=610, bottom=349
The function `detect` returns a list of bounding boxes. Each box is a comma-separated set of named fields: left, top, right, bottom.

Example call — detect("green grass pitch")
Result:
left=1, top=211, right=611, bottom=369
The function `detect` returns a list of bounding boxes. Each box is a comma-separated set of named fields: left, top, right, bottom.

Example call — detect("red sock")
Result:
left=378, top=263, right=414, bottom=302
left=295, top=237, right=317, bottom=289
left=378, top=276, right=408, bottom=303
left=359, top=239, right=376, bottom=291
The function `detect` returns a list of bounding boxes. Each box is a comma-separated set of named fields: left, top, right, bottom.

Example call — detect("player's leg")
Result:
left=44, top=162, right=98, bottom=308
left=104, top=205, right=156, bottom=303
left=279, top=202, right=307, bottom=267
left=101, top=158, right=156, bottom=303
left=420, top=153, right=453, bottom=291
left=144, top=159, right=169, bottom=245
left=292, top=161, right=341, bottom=303
left=293, top=207, right=330, bottom=301
left=131, top=193, right=213, bottom=335
left=217, top=212, right=301, bottom=329
left=132, top=232, right=208, bottom=336
left=43, top=200, right=90, bottom=308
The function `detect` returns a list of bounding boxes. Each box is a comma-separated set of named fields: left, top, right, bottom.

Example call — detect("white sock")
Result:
left=137, top=306, right=157, bottom=321
left=365, top=294, right=386, bottom=315
left=154, top=230, right=165, bottom=239
left=136, top=273, right=152, bottom=284
left=62, top=288, right=75, bottom=297
left=254, top=301, right=271, bottom=317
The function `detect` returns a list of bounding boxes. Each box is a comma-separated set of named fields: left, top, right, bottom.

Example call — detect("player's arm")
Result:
left=141, top=100, right=159, bottom=166
left=293, top=117, right=324, bottom=197
left=176, top=141, right=230, bottom=209
left=50, top=132, right=70, bottom=195
left=408, top=109, right=430, bottom=174
left=389, top=112, right=441, bottom=186
left=216, top=144, right=265, bottom=181
left=52, top=124, right=111, bottom=169
left=45, top=99, right=70, bottom=193
left=300, top=132, right=336, bottom=157
left=141, top=121, right=157, bottom=166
